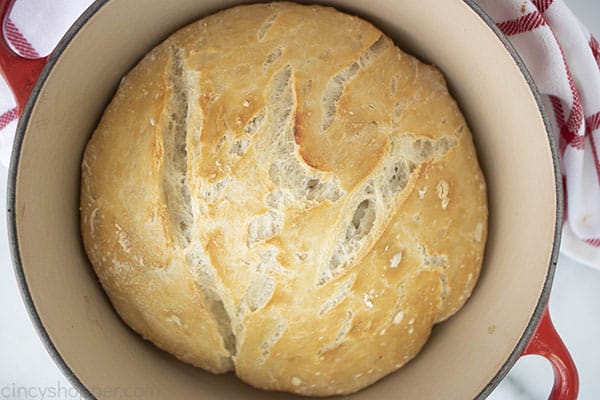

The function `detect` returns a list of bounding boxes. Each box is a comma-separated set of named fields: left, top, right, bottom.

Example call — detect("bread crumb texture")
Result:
left=80, top=2, right=488, bottom=396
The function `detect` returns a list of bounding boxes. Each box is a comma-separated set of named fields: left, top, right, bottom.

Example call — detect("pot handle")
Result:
left=0, top=0, right=48, bottom=115
left=522, top=305, right=579, bottom=400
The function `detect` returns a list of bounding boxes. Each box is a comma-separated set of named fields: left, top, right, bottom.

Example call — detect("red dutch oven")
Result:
left=1, top=0, right=579, bottom=398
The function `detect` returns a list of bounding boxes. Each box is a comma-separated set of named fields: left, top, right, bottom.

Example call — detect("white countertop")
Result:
left=1, top=1, right=599, bottom=399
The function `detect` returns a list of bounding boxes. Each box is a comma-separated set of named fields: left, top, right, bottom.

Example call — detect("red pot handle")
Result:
left=0, top=0, right=48, bottom=115
left=522, top=305, right=579, bottom=400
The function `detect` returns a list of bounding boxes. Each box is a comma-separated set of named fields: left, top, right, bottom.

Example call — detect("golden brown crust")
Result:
left=80, top=2, right=487, bottom=396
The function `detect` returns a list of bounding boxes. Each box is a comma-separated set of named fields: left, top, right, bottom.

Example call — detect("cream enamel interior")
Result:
left=12, top=0, right=557, bottom=399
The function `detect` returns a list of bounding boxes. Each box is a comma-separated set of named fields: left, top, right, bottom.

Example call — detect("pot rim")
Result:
left=6, top=1, right=562, bottom=399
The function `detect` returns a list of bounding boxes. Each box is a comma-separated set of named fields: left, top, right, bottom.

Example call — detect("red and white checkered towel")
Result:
left=1, top=0, right=599, bottom=266
left=478, top=0, right=600, bottom=267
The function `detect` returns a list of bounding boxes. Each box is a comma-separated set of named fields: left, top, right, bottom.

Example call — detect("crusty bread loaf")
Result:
left=80, top=2, right=488, bottom=396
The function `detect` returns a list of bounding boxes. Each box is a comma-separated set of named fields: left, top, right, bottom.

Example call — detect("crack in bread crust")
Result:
left=166, top=46, right=238, bottom=367
left=320, top=35, right=389, bottom=132
left=318, top=134, right=458, bottom=286
left=260, top=66, right=345, bottom=205
left=162, top=46, right=193, bottom=247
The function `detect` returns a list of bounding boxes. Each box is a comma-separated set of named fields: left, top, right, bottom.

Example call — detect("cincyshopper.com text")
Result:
left=0, top=382, right=159, bottom=399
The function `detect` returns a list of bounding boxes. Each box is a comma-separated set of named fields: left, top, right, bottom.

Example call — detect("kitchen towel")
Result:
left=0, top=0, right=599, bottom=266
left=476, top=0, right=600, bottom=267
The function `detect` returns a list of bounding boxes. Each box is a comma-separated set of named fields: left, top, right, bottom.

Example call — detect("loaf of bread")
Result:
left=80, top=2, right=487, bottom=396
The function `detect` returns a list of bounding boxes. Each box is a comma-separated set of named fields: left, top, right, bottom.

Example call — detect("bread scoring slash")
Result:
left=80, top=2, right=488, bottom=396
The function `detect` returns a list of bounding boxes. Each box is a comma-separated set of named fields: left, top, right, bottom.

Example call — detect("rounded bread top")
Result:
left=80, top=2, right=488, bottom=396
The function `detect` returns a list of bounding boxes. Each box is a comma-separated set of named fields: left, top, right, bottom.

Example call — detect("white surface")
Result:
left=1, top=1, right=600, bottom=400
left=561, top=223, right=600, bottom=272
